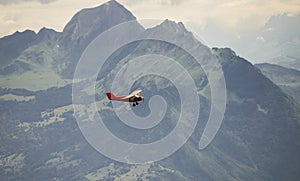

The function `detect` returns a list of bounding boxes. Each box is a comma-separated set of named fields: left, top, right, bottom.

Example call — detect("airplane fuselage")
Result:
left=106, top=91, right=143, bottom=107
left=106, top=93, right=143, bottom=102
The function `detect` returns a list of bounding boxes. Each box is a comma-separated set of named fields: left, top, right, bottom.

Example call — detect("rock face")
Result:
left=58, top=0, right=141, bottom=78
left=59, top=0, right=137, bottom=49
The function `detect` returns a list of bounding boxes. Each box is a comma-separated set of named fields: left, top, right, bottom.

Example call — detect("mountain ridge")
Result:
left=0, top=30, right=37, bottom=67
left=256, top=62, right=300, bottom=103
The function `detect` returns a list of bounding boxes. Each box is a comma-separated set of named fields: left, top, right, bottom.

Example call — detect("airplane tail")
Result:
left=106, top=92, right=116, bottom=100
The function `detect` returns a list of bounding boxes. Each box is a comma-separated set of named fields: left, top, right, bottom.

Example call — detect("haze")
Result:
left=0, top=0, right=299, bottom=62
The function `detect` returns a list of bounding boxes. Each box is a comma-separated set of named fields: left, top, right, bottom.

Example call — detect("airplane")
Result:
left=106, top=89, right=144, bottom=107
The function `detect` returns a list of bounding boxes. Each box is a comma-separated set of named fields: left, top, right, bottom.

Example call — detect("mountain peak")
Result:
left=36, top=27, right=59, bottom=42
left=213, top=47, right=237, bottom=56
left=160, top=19, right=188, bottom=33
left=60, top=0, right=136, bottom=49
left=142, top=19, right=194, bottom=41
left=37, top=27, right=57, bottom=36
left=0, top=29, right=37, bottom=67
left=58, top=0, right=142, bottom=78
left=11, top=30, right=36, bottom=38
left=212, top=47, right=239, bottom=64
left=104, top=0, right=123, bottom=7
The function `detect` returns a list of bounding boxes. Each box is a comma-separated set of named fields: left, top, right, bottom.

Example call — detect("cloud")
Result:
left=122, top=0, right=186, bottom=6
left=0, top=0, right=57, bottom=5
left=121, top=0, right=300, bottom=31
left=0, top=0, right=300, bottom=40
left=0, top=0, right=107, bottom=38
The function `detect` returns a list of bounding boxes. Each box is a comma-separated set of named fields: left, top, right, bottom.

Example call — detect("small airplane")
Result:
left=106, top=89, right=144, bottom=107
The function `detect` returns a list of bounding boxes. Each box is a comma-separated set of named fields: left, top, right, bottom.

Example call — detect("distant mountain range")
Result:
left=1, top=1, right=300, bottom=180
left=266, top=56, right=300, bottom=71
left=201, top=13, right=300, bottom=68
left=256, top=63, right=300, bottom=103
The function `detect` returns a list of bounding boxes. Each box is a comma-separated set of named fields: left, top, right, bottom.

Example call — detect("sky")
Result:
left=0, top=0, right=300, bottom=61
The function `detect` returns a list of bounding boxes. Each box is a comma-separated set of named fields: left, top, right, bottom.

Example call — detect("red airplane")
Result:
left=106, top=89, right=144, bottom=107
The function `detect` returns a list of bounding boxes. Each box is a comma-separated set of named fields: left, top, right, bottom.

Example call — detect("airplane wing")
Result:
left=123, top=89, right=142, bottom=99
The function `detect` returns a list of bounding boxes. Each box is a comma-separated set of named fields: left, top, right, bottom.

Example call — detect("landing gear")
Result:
left=132, top=102, right=138, bottom=107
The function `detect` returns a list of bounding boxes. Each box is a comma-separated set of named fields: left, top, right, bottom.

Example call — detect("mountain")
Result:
left=60, top=0, right=136, bottom=49
left=98, top=20, right=300, bottom=180
left=266, top=56, right=300, bottom=71
left=0, top=30, right=36, bottom=68
left=0, top=0, right=142, bottom=90
left=0, top=27, right=66, bottom=91
left=255, top=63, right=300, bottom=103
left=0, top=28, right=60, bottom=71
left=1, top=1, right=300, bottom=180
left=210, top=48, right=300, bottom=180
left=58, top=0, right=141, bottom=78
left=200, top=13, right=300, bottom=64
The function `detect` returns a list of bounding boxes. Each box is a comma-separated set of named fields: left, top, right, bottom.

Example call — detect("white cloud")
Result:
left=0, top=0, right=107, bottom=36
left=0, top=0, right=57, bottom=5
left=0, top=0, right=300, bottom=39
left=121, top=0, right=186, bottom=6
left=120, top=0, right=300, bottom=31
